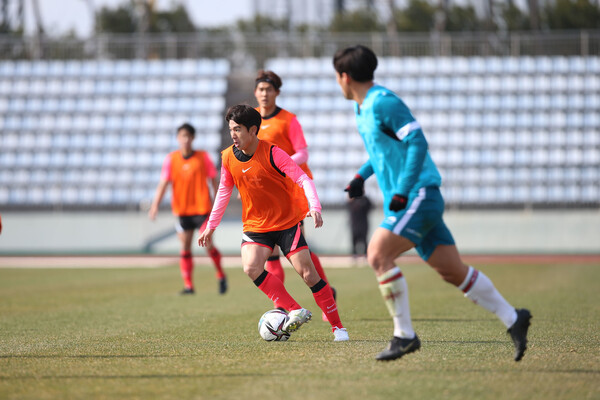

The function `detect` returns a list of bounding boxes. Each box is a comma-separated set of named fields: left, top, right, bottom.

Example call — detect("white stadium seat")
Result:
left=1, top=56, right=597, bottom=207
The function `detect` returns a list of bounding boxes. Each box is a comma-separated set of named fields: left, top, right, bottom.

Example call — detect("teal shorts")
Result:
left=380, top=186, right=455, bottom=261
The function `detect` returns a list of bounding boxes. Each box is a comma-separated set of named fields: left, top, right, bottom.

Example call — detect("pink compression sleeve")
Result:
left=206, top=166, right=234, bottom=230
left=160, top=154, right=172, bottom=181
left=288, top=117, right=309, bottom=165
left=203, top=152, right=217, bottom=178
left=271, top=146, right=321, bottom=213
left=290, top=148, right=308, bottom=165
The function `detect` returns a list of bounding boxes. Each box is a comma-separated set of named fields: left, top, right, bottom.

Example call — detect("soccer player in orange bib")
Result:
left=149, top=123, right=227, bottom=295
left=198, top=105, right=348, bottom=341
left=254, top=70, right=337, bottom=321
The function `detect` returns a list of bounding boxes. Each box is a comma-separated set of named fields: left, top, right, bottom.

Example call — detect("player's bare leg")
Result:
left=265, top=245, right=285, bottom=282
left=241, top=244, right=304, bottom=326
left=265, top=246, right=284, bottom=308
left=298, top=223, right=337, bottom=321
left=177, top=229, right=195, bottom=294
left=427, top=244, right=531, bottom=361
left=288, top=249, right=347, bottom=341
left=369, top=228, right=420, bottom=360
left=198, top=219, right=227, bottom=294
left=205, top=240, right=227, bottom=294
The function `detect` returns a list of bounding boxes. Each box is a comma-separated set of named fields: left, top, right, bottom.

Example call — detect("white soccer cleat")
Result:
left=283, top=308, right=312, bottom=333
left=333, top=327, right=349, bottom=342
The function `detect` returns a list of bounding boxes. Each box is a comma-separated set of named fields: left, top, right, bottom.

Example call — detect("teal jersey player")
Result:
left=334, top=45, right=531, bottom=363
left=353, top=84, right=449, bottom=261
left=354, top=85, right=441, bottom=215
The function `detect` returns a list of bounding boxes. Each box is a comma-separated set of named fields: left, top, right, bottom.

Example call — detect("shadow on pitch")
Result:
left=1, top=372, right=274, bottom=380
left=360, top=317, right=496, bottom=322
left=0, top=354, right=190, bottom=359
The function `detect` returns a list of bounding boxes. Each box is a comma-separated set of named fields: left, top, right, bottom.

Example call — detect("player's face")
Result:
left=336, top=71, right=351, bottom=100
left=229, top=119, right=256, bottom=152
left=254, top=82, right=278, bottom=110
left=176, top=129, right=194, bottom=152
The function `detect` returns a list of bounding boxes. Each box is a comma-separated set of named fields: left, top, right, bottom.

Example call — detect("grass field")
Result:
left=1, top=260, right=599, bottom=400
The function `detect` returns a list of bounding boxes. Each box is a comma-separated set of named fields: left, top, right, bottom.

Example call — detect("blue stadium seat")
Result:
left=64, top=60, right=82, bottom=76
left=113, top=60, right=131, bottom=76
left=0, top=61, right=15, bottom=76
left=3, top=56, right=597, bottom=208
left=146, top=61, right=165, bottom=76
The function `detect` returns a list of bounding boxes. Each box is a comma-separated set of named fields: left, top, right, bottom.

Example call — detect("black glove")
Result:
left=389, top=194, right=408, bottom=211
left=344, top=175, right=364, bottom=198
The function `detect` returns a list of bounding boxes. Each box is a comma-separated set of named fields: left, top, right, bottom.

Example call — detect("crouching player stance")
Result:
left=198, top=104, right=349, bottom=342
left=333, top=45, right=530, bottom=360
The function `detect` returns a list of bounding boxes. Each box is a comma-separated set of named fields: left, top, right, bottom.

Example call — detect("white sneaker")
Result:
left=333, top=327, right=349, bottom=342
left=283, top=308, right=312, bottom=333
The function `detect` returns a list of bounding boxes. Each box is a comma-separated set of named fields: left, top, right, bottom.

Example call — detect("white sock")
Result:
left=377, top=266, right=415, bottom=339
left=460, top=266, right=517, bottom=328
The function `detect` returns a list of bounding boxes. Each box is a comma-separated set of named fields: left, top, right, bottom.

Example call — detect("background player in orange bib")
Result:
left=254, top=70, right=336, bottom=320
left=149, top=123, right=227, bottom=295
left=198, top=105, right=348, bottom=342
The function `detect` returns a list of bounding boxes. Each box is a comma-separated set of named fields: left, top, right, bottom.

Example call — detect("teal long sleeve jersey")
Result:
left=354, top=85, right=442, bottom=209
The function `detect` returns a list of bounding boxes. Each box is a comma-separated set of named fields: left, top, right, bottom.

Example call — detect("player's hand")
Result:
left=344, top=175, right=364, bottom=198
left=389, top=194, right=408, bottom=211
left=309, top=210, right=323, bottom=228
left=148, top=206, right=158, bottom=221
left=198, top=228, right=215, bottom=247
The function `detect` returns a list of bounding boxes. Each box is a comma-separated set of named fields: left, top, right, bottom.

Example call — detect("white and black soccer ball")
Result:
left=258, top=309, right=290, bottom=342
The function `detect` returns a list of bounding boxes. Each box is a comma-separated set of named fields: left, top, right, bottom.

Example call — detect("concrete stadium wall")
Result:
left=0, top=209, right=598, bottom=256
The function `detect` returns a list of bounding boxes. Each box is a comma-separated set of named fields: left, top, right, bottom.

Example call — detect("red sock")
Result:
left=180, top=251, right=193, bottom=289
left=265, top=256, right=285, bottom=284
left=312, top=280, right=343, bottom=330
left=310, top=252, right=328, bottom=283
left=208, top=247, right=225, bottom=279
left=254, top=271, right=301, bottom=312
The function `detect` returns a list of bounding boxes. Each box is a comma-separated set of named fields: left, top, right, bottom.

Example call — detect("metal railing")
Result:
left=1, top=30, right=598, bottom=65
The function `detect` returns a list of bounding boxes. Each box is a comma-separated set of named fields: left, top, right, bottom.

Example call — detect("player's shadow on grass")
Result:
left=2, top=373, right=274, bottom=380
left=15, top=370, right=594, bottom=379
left=360, top=317, right=495, bottom=322
left=0, top=355, right=193, bottom=359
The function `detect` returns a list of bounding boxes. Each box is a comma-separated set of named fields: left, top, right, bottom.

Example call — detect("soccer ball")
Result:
left=258, top=309, right=291, bottom=342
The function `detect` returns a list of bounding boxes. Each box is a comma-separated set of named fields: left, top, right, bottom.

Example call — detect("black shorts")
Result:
left=176, top=214, right=209, bottom=233
left=242, top=222, right=308, bottom=257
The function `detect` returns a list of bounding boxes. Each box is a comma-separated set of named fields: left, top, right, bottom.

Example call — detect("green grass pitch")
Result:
left=1, top=261, right=598, bottom=399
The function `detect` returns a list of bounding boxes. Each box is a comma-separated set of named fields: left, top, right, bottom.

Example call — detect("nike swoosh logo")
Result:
left=327, top=304, right=336, bottom=310
left=261, top=125, right=270, bottom=129
left=242, top=167, right=252, bottom=173
left=399, top=342, right=416, bottom=352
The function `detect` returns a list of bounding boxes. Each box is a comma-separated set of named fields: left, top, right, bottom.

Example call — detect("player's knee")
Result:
left=367, top=250, right=388, bottom=272
left=243, top=263, right=263, bottom=280
left=299, top=265, right=319, bottom=286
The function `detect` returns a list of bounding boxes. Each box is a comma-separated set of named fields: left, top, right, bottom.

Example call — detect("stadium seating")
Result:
left=1, top=56, right=598, bottom=209
left=265, top=56, right=600, bottom=207
left=0, top=59, right=229, bottom=208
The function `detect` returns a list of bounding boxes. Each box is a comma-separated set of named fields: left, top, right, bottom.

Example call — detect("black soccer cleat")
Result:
left=507, top=308, right=532, bottom=362
left=376, top=335, right=421, bottom=361
left=180, top=287, right=195, bottom=295
left=218, top=277, right=228, bottom=295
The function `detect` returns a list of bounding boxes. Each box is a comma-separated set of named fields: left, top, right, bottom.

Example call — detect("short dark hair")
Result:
left=225, top=104, right=262, bottom=134
left=255, top=70, right=282, bottom=90
left=332, top=45, right=378, bottom=82
left=177, top=122, right=196, bottom=136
